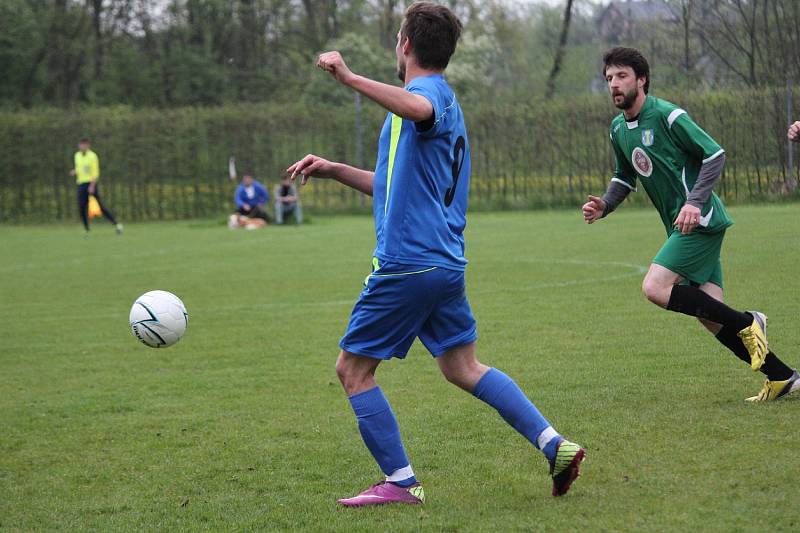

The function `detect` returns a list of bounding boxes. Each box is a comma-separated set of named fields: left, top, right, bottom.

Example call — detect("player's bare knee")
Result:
left=442, top=369, right=471, bottom=391
left=334, top=363, right=346, bottom=387
left=440, top=358, right=486, bottom=391
left=641, top=277, right=669, bottom=307
left=335, top=351, right=354, bottom=387
left=336, top=350, right=378, bottom=395
left=440, top=365, right=464, bottom=387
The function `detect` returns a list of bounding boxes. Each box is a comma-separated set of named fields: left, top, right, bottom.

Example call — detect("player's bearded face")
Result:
left=611, top=85, right=638, bottom=110
left=606, top=65, right=641, bottom=110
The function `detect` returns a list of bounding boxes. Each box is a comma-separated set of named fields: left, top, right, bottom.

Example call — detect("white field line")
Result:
left=1, top=260, right=647, bottom=321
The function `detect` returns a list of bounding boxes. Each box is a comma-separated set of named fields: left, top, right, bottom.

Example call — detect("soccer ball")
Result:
left=129, top=290, right=188, bottom=348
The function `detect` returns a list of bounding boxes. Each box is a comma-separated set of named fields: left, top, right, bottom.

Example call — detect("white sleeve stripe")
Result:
left=611, top=177, right=636, bottom=191
left=667, top=109, right=686, bottom=128
left=702, top=149, right=725, bottom=164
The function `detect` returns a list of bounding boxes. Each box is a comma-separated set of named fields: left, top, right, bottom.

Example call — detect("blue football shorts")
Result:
left=339, top=260, right=478, bottom=360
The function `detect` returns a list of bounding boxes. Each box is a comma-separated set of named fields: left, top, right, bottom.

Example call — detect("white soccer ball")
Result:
left=129, top=290, right=188, bottom=348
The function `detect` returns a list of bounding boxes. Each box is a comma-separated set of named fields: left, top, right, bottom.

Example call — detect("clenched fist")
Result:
left=317, top=51, right=355, bottom=86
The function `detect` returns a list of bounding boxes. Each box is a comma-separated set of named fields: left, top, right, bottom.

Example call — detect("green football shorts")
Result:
left=652, top=228, right=726, bottom=288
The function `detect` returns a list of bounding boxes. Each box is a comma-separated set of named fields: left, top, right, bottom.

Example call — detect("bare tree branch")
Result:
left=544, top=0, right=574, bottom=100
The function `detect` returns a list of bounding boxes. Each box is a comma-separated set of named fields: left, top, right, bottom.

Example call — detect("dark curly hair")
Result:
left=603, top=47, right=650, bottom=94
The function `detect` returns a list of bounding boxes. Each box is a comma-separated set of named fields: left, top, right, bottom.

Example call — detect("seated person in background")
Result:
left=274, top=175, right=303, bottom=225
left=235, top=174, right=271, bottom=223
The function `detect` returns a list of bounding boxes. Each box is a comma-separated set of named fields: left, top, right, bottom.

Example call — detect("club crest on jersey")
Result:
left=632, top=147, right=653, bottom=177
left=642, top=129, right=654, bottom=146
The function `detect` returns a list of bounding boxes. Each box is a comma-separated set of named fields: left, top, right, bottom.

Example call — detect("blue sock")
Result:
left=472, top=368, right=562, bottom=462
left=348, top=386, right=417, bottom=487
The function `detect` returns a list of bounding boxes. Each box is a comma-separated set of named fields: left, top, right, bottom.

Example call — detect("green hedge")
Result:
left=1, top=89, right=798, bottom=223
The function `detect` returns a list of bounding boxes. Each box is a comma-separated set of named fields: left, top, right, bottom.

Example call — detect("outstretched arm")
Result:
left=582, top=180, right=632, bottom=224
left=286, top=154, right=374, bottom=196
left=316, top=51, right=433, bottom=122
left=588, top=129, right=637, bottom=223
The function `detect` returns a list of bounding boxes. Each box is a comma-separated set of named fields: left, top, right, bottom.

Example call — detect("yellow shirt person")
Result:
left=70, top=138, right=122, bottom=234
left=73, top=149, right=100, bottom=185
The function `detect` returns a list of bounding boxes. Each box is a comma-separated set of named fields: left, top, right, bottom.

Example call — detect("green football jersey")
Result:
left=609, top=95, right=733, bottom=234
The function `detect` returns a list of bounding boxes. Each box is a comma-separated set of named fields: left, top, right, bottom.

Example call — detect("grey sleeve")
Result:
left=601, top=180, right=633, bottom=217
left=686, top=153, right=725, bottom=208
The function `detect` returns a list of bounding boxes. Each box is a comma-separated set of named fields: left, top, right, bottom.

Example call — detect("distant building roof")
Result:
left=605, top=0, right=677, bottom=21
left=598, top=0, right=679, bottom=41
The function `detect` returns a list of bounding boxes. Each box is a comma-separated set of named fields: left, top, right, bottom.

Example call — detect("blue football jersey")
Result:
left=372, top=74, right=470, bottom=270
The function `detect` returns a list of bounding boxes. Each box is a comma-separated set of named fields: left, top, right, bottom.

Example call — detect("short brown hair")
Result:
left=400, top=2, right=463, bottom=70
left=603, top=47, right=650, bottom=94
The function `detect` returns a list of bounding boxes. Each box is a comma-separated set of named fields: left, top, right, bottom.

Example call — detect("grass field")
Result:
left=1, top=205, right=799, bottom=531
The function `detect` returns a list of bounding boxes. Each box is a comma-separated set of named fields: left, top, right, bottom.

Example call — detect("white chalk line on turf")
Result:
left=5, top=259, right=647, bottom=322
left=2, top=298, right=359, bottom=323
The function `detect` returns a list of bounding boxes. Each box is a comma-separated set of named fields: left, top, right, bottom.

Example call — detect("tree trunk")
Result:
left=91, top=0, right=103, bottom=79
left=301, top=0, right=321, bottom=52
left=544, top=0, right=574, bottom=100
left=380, top=0, right=399, bottom=50
left=682, top=0, right=692, bottom=75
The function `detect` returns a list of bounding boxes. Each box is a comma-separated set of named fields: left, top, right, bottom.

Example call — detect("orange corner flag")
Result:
left=88, top=196, right=102, bottom=218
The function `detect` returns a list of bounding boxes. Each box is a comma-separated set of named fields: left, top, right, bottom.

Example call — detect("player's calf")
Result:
left=471, top=367, right=585, bottom=496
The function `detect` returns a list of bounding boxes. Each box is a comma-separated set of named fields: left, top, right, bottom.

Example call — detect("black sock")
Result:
left=760, top=353, right=795, bottom=381
left=667, top=285, right=752, bottom=330
left=715, top=326, right=794, bottom=381
left=714, top=326, right=750, bottom=365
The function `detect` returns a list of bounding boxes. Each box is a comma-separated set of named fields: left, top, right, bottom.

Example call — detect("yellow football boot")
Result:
left=550, top=440, right=586, bottom=497
left=746, top=370, right=800, bottom=402
left=737, top=311, right=768, bottom=371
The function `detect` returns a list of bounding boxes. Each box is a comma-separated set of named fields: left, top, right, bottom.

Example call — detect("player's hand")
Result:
left=674, top=204, right=701, bottom=235
left=242, top=203, right=250, bottom=211
left=69, top=169, right=76, bottom=177
left=88, top=182, right=96, bottom=195
left=316, top=51, right=355, bottom=86
left=582, top=195, right=606, bottom=224
left=788, top=121, right=800, bottom=143
left=287, top=154, right=336, bottom=186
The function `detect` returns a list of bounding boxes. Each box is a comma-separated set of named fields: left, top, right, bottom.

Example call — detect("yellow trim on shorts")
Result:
left=371, top=266, right=438, bottom=278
